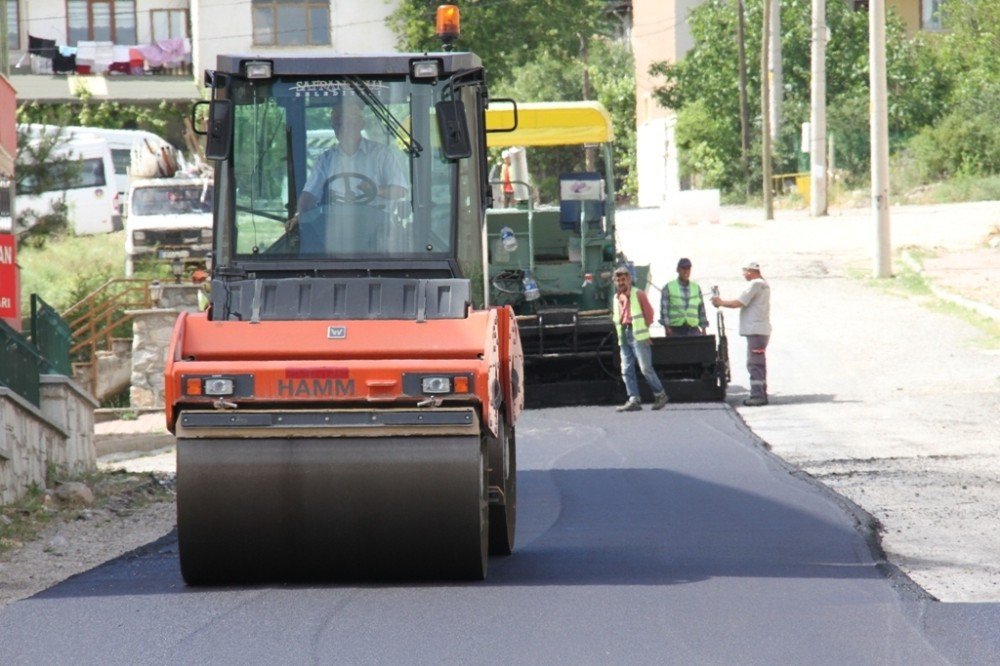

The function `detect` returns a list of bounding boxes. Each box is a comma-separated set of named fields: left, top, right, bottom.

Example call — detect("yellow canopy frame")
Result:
left=485, top=101, right=614, bottom=148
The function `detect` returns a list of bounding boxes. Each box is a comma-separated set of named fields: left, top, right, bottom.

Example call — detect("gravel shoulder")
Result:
left=1, top=200, right=997, bottom=608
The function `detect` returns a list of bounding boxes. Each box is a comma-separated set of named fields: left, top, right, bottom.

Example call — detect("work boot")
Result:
left=616, top=397, right=642, bottom=412
left=743, top=396, right=768, bottom=407
left=651, top=392, right=669, bottom=410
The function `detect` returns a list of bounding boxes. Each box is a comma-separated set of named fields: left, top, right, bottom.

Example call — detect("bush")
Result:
left=675, top=99, right=742, bottom=190
left=902, top=110, right=1000, bottom=182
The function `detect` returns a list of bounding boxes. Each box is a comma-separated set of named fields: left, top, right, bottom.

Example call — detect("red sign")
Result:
left=0, top=233, right=19, bottom=329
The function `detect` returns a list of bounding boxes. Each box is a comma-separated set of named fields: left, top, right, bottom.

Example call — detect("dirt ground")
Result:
left=1, top=200, right=997, bottom=609
left=922, top=246, right=1000, bottom=312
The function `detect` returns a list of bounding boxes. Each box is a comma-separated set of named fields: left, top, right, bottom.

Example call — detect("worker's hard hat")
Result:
left=743, top=260, right=761, bottom=271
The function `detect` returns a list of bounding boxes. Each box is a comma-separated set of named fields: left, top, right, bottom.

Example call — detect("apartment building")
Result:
left=6, top=1, right=400, bottom=103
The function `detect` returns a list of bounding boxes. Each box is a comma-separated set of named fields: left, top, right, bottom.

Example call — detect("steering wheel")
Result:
left=321, top=172, right=378, bottom=205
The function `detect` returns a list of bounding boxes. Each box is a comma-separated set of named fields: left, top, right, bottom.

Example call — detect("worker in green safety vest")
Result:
left=612, top=266, right=669, bottom=412
left=659, top=257, right=709, bottom=336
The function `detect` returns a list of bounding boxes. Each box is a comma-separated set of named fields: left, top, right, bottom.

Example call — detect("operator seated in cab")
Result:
left=287, top=94, right=409, bottom=249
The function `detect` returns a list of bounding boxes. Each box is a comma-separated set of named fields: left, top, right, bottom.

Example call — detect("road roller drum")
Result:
left=177, top=435, right=489, bottom=583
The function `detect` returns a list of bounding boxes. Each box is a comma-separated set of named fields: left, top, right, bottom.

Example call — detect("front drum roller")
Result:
left=176, top=435, right=488, bottom=584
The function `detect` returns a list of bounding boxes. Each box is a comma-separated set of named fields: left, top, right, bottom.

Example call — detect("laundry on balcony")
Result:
left=18, top=36, right=192, bottom=77
left=24, top=35, right=58, bottom=74
left=136, top=38, right=191, bottom=70
left=27, top=35, right=57, bottom=59
left=53, top=47, right=77, bottom=74
left=75, top=41, right=115, bottom=74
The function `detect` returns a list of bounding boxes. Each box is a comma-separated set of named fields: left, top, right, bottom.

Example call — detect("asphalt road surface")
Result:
left=2, top=406, right=998, bottom=664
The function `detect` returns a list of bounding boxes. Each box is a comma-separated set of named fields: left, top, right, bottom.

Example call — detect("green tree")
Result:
left=389, top=0, right=610, bottom=86
left=14, top=118, right=82, bottom=245
left=17, top=93, right=186, bottom=143
left=896, top=1, right=1000, bottom=182
left=495, top=38, right=637, bottom=201
left=389, top=1, right=638, bottom=200
left=650, top=0, right=949, bottom=194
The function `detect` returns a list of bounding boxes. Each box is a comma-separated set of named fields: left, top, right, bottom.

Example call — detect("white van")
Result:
left=16, top=133, right=122, bottom=236
left=20, top=124, right=173, bottom=201
left=79, top=127, right=172, bottom=198
left=124, top=176, right=213, bottom=276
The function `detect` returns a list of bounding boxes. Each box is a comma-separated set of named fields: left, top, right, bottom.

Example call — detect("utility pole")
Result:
left=761, top=0, right=773, bottom=220
left=579, top=34, right=596, bottom=172
left=810, top=0, right=827, bottom=216
left=736, top=0, right=751, bottom=198
left=870, top=0, right=891, bottom=277
left=768, top=0, right=782, bottom=141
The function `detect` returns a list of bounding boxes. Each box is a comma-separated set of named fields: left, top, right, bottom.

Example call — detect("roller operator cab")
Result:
left=166, top=50, right=524, bottom=583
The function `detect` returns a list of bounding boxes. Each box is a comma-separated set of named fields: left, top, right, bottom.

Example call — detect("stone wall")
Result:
left=129, top=284, right=200, bottom=409
left=0, top=376, right=98, bottom=505
left=129, top=309, right=181, bottom=409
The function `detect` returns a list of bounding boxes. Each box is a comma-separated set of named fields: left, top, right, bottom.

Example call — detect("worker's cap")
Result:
left=613, top=266, right=632, bottom=278
left=677, top=257, right=692, bottom=269
left=501, top=149, right=510, bottom=158
left=743, top=260, right=761, bottom=271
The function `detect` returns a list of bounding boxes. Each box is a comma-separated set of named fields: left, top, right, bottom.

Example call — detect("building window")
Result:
left=922, top=0, right=947, bottom=30
left=6, top=1, right=18, bottom=50
left=150, top=8, right=188, bottom=41
left=252, top=1, right=330, bottom=47
left=66, top=0, right=137, bottom=45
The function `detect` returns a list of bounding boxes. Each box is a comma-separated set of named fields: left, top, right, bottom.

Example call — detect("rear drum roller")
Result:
left=176, top=435, right=489, bottom=583
left=487, top=411, right=517, bottom=555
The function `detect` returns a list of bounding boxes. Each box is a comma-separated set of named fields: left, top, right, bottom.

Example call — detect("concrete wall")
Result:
left=0, top=376, right=98, bottom=505
left=636, top=116, right=679, bottom=208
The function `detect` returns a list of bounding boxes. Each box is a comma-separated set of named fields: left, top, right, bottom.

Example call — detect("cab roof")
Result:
left=485, top=101, right=614, bottom=148
left=213, top=52, right=483, bottom=77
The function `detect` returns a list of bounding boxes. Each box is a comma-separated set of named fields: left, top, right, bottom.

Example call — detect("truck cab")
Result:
left=202, top=53, right=490, bottom=304
left=124, top=176, right=213, bottom=276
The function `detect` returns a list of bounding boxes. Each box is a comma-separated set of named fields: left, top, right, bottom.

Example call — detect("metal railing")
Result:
left=30, top=294, right=72, bottom=376
left=0, top=319, right=43, bottom=406
left=61, top=278, right=152, bottom=394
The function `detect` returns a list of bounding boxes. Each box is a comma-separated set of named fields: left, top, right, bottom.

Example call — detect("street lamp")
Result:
left=171, top=257, right=184, bottom=283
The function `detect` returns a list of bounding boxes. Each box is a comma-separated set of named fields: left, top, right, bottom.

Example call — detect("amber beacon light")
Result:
left=436, top=5, right=461, bottom=50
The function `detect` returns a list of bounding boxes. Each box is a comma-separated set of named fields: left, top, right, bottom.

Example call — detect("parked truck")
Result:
left=165, top=10, right=522, bottom=582
left=124, top=176, right=213, bottom=276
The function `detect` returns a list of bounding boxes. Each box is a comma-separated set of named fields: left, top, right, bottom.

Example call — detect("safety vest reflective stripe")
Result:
left=666, top=280, right=702, bottom=327
left=613, top=290, right=650, bottom=342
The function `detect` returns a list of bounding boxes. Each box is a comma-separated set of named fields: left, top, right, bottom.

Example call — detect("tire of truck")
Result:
left=487, top=410, right=517, bottom=556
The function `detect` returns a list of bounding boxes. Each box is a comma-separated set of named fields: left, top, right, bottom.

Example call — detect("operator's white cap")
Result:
left=501, top=149, right=510, bottom=158
left=743, top=260, right=761, bottom=271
